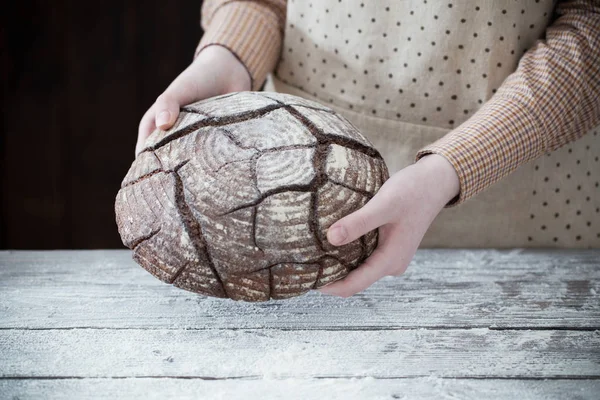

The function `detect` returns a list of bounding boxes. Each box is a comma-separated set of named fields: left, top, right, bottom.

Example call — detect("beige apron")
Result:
left=265, top=0, right=600, bottom=248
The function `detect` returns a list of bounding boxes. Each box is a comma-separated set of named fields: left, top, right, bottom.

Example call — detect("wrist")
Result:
left=193, top=45, right=251, bottom=92
left=414, top=154, right=460, bottom=208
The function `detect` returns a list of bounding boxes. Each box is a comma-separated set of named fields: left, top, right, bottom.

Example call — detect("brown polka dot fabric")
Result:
left=526, top=131, right=600, bottom=247
left=198, top=0, right=600, bottom=248
left=276, top=1, right=553, bottom=130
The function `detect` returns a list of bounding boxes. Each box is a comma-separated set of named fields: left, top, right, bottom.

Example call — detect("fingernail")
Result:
left=156, top=111, right=171, bottom=128
left=328, top=225, right=347, bottom=245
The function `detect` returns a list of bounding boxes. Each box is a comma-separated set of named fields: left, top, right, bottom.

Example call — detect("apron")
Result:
left=265, top=0, right=600, bottom=248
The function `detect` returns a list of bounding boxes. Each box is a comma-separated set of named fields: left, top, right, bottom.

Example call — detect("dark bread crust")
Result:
left=115, top=92, right=389, bottom=302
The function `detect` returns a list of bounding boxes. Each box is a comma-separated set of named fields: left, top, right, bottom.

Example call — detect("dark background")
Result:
left=2, top=1, right=204, bottom=249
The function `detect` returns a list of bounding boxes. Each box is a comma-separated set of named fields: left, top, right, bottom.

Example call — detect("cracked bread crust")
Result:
left=115, top=92, right=389, bottom=302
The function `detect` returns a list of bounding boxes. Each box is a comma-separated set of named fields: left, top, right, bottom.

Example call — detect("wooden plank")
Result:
left=61, top=1, right=200, bottom=249
left=1, top=250, right=598, bottom=329
left=137, top=0, right=203, bottom=107
left=0, top=329, right=598, bottom=379
left=1, top=378, right=599, bottom=400
left=64, top=1, right=140, bottom=248
left=1, top=2, right=70, bottom=248
left=1, top=1, right=202, bottom=249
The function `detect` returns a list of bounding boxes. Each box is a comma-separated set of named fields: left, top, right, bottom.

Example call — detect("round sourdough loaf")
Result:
left=115, top=92, right=388, bottom=302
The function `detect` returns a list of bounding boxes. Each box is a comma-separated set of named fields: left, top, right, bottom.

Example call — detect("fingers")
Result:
left=136, top=104, right=156, bottom=156
left=317, top=241, right=397, bottom=298
left=318, top=224, right=410, bottom=298
left=153, top=92, right=181, bottom=130
left=134, top=68, right=204, bottom=157
left=154, top=68, right=206, bottom=130
left=327, top=193, right=391, bottom=246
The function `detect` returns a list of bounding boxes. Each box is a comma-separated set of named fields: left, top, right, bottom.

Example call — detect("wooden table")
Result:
left=1, top=250, right=599, bottom=399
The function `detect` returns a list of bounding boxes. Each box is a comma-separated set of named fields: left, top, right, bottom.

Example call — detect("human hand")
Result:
left=136, top=45, right=251, bottom=155
left=318, top=154, right=460, bottom=297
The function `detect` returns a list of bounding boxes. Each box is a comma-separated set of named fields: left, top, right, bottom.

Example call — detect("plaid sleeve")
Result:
left=195, top=0, right=287, bottom=91
left=416, top=0, right=600, bottom=206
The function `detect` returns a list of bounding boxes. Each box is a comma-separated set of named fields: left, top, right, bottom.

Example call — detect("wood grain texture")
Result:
left=1, top=378, right=600, bottom=400
left=1, top=1, right=70, bottom=248
left=115, top=92, right=389, bottom=301
left=1, top=0, right=203, bottom=249
left=0, top=250, right=598, bottom=329
left=1, top=329, right=599, bottom=378
left=1, top=250, right=599, bottom=398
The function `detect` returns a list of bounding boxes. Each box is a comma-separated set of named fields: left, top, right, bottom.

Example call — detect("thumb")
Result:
left=153, top=71, right=202, bottom=130
left=153, top=92, right=182, bottom=131
left=326, top=195, right=389, bottom=246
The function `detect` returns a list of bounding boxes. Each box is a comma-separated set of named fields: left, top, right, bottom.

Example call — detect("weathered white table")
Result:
left=0, top=250, right=599, bottom=399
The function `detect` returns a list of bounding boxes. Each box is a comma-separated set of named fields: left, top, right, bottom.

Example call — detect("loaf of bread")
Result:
left=115, top=92, right=388, bottom=302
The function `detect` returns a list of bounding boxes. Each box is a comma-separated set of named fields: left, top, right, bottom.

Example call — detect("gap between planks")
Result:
left=2, top=377, right=600, bottom=400
left=1, top=376, right=600, bottom=381
left=0, top=326, right=598, bottom=331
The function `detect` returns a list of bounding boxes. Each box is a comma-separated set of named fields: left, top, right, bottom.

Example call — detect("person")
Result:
left=136, top=1, right=600, bottom=297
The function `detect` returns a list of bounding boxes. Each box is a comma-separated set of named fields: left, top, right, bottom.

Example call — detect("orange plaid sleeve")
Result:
left=195, top=0, right=287, bottom=91
left=416, top=0, right=600, bottom=206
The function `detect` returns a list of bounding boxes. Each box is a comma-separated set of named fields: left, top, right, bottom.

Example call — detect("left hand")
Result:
left=317, top=154, right=460, bottom=297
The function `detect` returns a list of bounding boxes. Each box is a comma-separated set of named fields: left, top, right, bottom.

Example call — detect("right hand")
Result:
left=136, top=45, right=251, bottom=155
